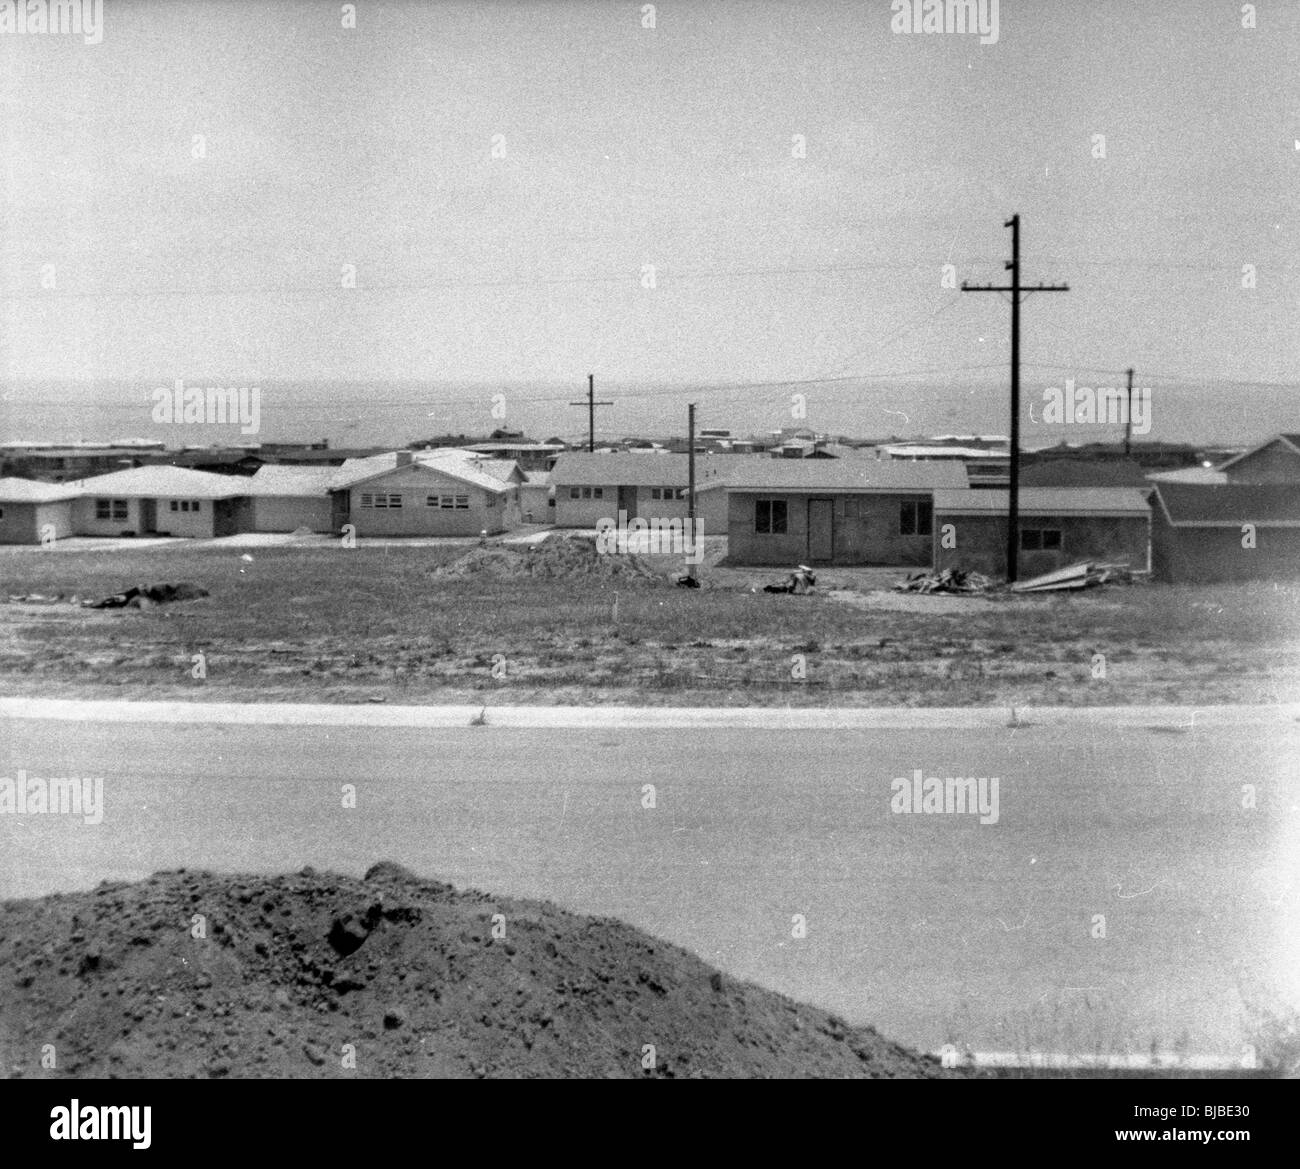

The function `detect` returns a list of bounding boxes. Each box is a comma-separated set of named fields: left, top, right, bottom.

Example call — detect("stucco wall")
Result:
left=725, top=491, right=935, bottom=566
left=1152, top=521, right=1300, bottom=582
left=71, top=496, right=144, bottom=536
left=253, top=496, right=335, bottom=533
left=151, top=499, right=219, bottom=538
left=934, top=512, right=1150, bottom=578
left=344, top=466, right=512, bottom=536
left=0, top=500, right=72, bottom=544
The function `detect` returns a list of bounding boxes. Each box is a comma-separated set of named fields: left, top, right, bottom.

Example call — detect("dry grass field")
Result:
left=1, top=534, right=1297, bottom=707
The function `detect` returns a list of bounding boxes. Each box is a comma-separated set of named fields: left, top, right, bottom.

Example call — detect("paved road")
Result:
left=2, top=711, right=1296, bottom=1062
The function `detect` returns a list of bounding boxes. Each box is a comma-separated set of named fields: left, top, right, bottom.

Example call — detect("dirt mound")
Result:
left=0, top=866, right=937, bottom=1079
left=436, top=535, right=661, bottom=582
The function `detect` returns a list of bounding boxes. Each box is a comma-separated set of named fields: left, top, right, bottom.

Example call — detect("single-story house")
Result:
left=244, top=465, right=339, bottom=533
left=932, top=488, right=1151, bottom=579
left=65, top=466, right=250, bottom=538
left=1215, top=434, right=1300, bottom=485
left=331, top=449, right=524, bottom=537
left=550, top=452, right=731, bottom=533
left=1150, top=482, right=1300, bottom=582
left=0, top=478, right=80, bottom=544
left=705, top=460, right=968, bottom=566
left=1020, top=457, right=1150, bottom=490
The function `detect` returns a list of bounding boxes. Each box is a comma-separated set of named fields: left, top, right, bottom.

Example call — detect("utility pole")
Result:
left=1123, top=367, right=1135, bottom=457
left=687, top=402, right=697, bottom=581
left=961, top=215, right=1069, bottom=582
left=569, top=373, right=613, bottom=453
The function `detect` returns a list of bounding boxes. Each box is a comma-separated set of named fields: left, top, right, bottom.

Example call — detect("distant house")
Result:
left=551, top=452, right=730, bottom=531
left=464, top=442, right=565, bottom=472
left=244, top=466, right=338, bottom=533
left=1151, top=482, right=1300, bottom=582
left=66, top=466, right=250, bottom=538
left=331, top=450, right=524, bottom=537
left=932, top=488, right=1151, bottom=578
left=0, top=478, right=80, bottom=544
left=703, top=459, right=967, bottom=566
left=1214, top=434, right=1300, bottom=484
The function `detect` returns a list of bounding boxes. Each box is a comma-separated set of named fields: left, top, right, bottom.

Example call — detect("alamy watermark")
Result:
left=890, top=0, right=999, bottom=46
left=891, top=769, right=999, bottom=825
left=596, top=511, right=704, bottom=565
left=151, top=378, right=261, bottom=435
left=0, top=0, right=103, bottom=44
left=0, top=769, right=104, bottom=824
left=1036, top=378, right=1151, bottom=435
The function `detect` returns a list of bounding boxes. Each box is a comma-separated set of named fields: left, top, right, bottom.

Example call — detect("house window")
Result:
left=900, top=500, right=933, bottom=537
left=651, top=487, right=683, bottom=501
left=755, top=499, right=788, bottom=534
left=170, top=500, right=202, bottom=513
left=569, top=487, right=581, bottom=500
left=1021, top=528, right=1063, bottom=551
left=426, top=495, right=468, bottom=509
left=95, top=499, right=128, bottom=521
left=360, top=493, right=403, bottom=509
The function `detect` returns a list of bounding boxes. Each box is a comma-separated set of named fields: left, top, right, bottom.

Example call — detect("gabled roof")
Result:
left=246, top=465, right=339, bottom=497
left=331, top=450, right=519, bottom=494
left=698, top=459, right=968, bottom=493
left=67, top=465, right=249, bottom=499
left=1152, top=482, right=1300, bottom=527
left=1216, top=434, right=1300, bottom=472
left=933, top=488, right=1150, bottom=516
left=0, top=477, right=82, bottom=503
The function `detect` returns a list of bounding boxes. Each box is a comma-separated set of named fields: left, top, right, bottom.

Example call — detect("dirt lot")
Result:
left=0, top=534, right=1297, bottom=706
left=0, top=864, right=939, bottom=1078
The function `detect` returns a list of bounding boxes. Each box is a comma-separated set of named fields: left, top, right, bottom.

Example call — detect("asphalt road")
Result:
left=2, top=711, right=1296, bottom=1062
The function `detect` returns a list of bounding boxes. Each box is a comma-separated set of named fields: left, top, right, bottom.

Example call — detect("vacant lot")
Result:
left=1, top=536, right=1297, bottom=706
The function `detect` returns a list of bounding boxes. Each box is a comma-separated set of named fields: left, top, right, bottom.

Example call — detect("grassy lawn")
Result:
left=1, top=537, right=1297, bottom=706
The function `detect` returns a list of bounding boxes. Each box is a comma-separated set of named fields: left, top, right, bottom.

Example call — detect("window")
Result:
left=569, top=487, right=581, bottom=499
left=1021, top=528, right=1063, bottom=551
left=651, top=487, right=683, bottom=501
left=95, top=498, right=128, bottom=521
left=170, top=500, right=202, bottom=513
left=360, top=493, right=403, bottom=509
left=755, top=499, right=788, bottom=534
left=426, top=495, right=468, bottom=509
left=900, top=500, right=933, bottom=537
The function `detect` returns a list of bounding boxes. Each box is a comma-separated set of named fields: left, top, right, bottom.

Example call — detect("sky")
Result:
left=1, top=0, right=1297, bottom=446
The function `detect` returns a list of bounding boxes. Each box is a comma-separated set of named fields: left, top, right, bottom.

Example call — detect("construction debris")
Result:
left=81, top=582, right=210, bottom=609
left=1009, top=562, right=1132, bottom=593
left=763, top=565, right=817, bottom=595
left=893, top=568, right=992, bottom=595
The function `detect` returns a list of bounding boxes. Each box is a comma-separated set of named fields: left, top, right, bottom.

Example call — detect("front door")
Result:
left=617, top=485, right=637, bottom=520
left=807, top=498, right=833, bottom=562
left=331, top=490, right=350, bottom=533
left=139, top=499, right=157, bottom=533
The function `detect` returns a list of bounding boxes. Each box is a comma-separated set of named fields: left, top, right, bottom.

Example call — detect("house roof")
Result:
left=1020, top=457, right=1150, bottom=488
left=68, top=465, right=250, bottom=499
left=1215, top=434, right=1300, bottom=471
left=933, top=488, right=1150, bottom=516
left=0, top=477, right=82, bottom=503
left=698, top=459, right=968, bottom=493
left=1146, top=466, right=1228, bottom=485
left=1152, top=482, right=1300, bottom=527
left=245, top=465, right=340, bottom=497
left=522, top=471, right=551, bottom=485
left=551, top=452, right=706, bottom=487
left=331, top=450, right=520, bottom=494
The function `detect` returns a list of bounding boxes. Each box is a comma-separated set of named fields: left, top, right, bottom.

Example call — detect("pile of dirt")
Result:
left=0, top=864, right=937, bottom=1079
left=436, top=535, right=661, bottom=582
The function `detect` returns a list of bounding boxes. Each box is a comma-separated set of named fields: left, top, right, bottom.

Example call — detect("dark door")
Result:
left=617, top=485, right=637, bottom=520
left=140, top=499, right=157, bottom=533
left=331, top=490, right=350, bottom=533
left=808, top=498, right=833, bottom=562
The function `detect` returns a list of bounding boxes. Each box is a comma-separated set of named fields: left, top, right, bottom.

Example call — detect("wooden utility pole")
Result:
left=687, top=402, right=697, bottom=580
left=961, top=215, right=1069, bottom=582
left=569, top=373, right=612, bottom=453
left=1123, top=367, right=1135, bottom=456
